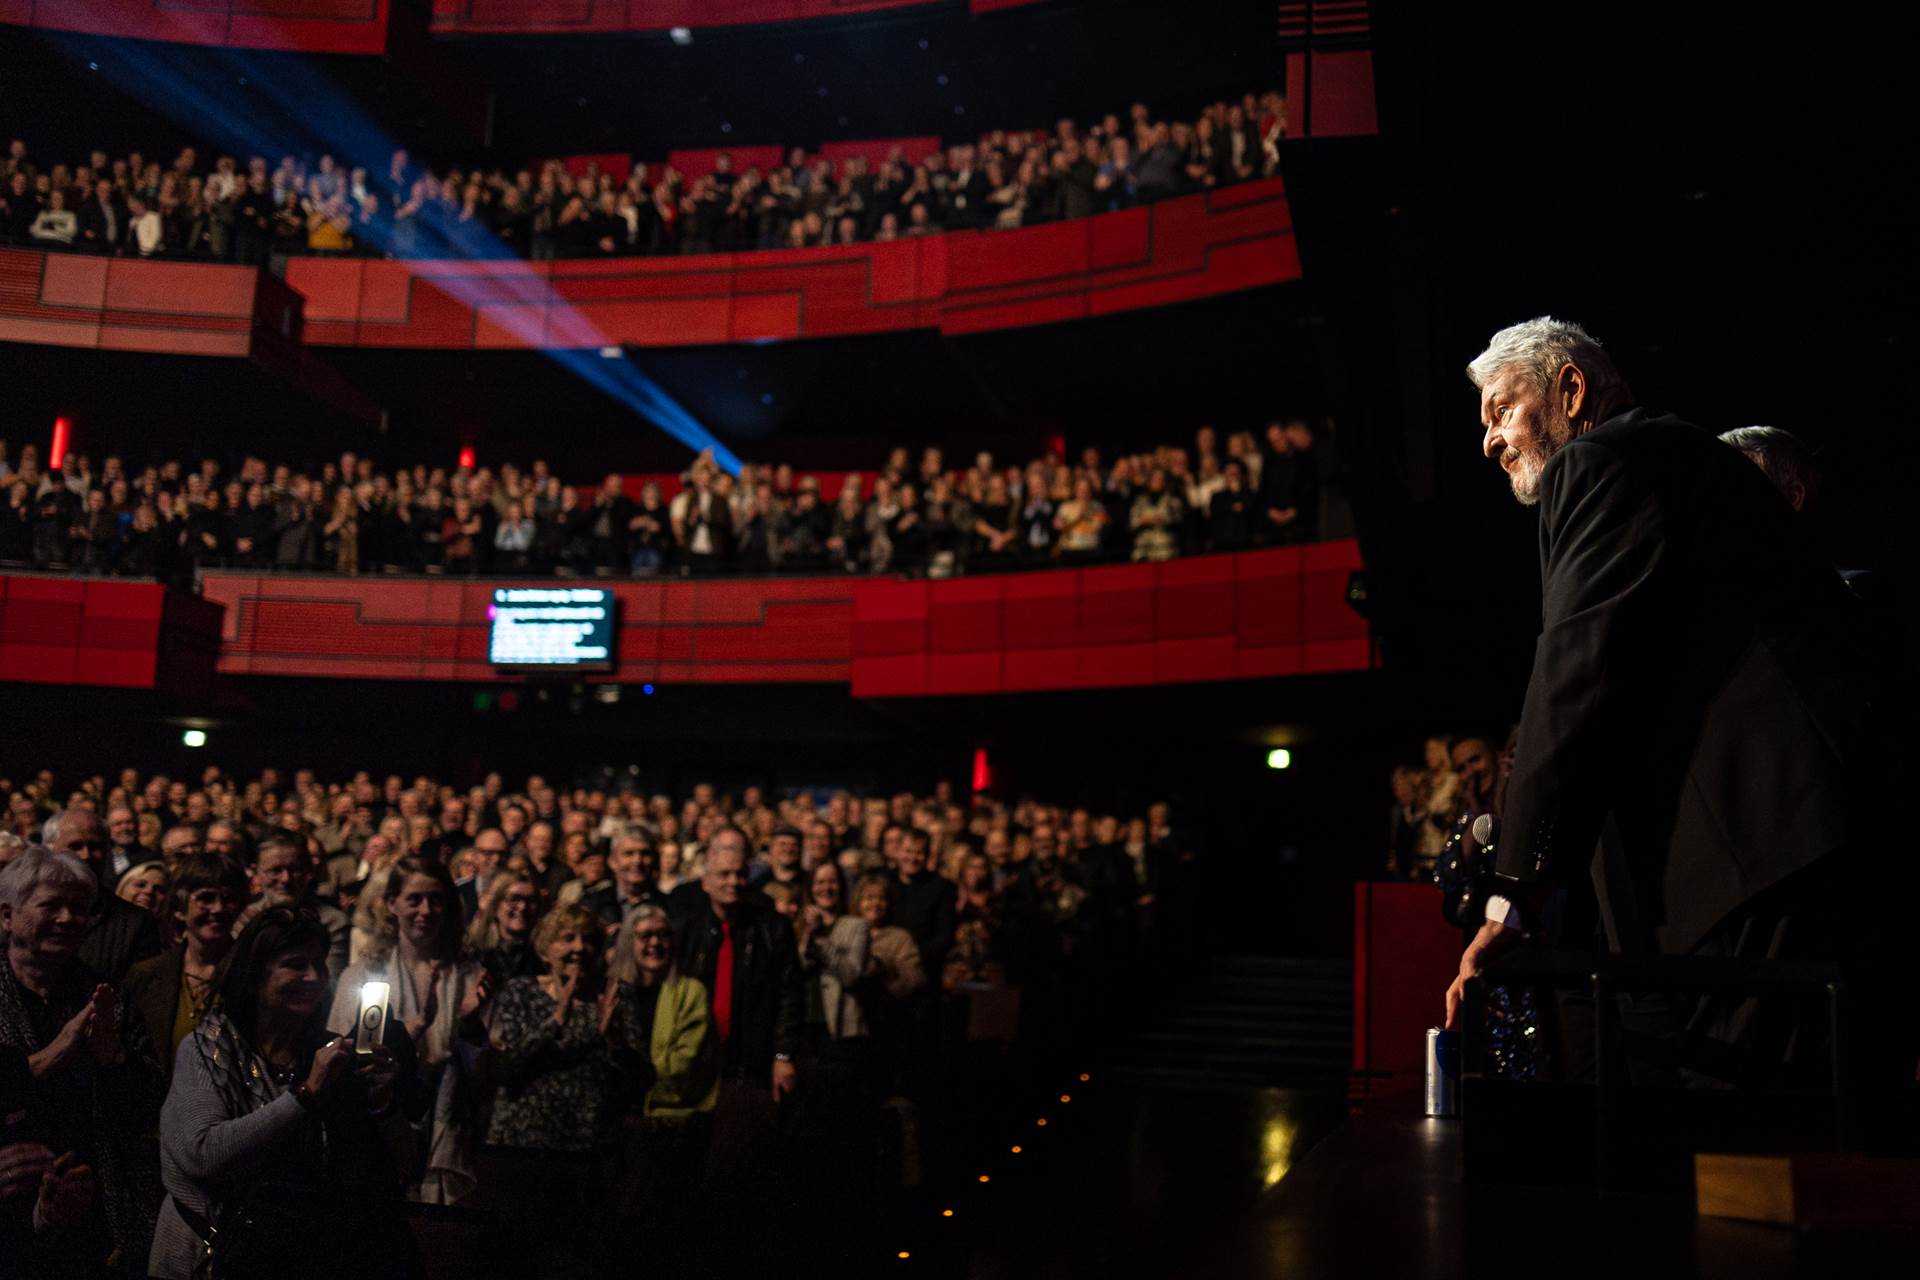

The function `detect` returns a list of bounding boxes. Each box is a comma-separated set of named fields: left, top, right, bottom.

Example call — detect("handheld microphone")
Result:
left=1471, top=813, right=1498, bottom=848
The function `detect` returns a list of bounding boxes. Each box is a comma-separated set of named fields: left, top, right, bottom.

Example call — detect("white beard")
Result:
left=1509, top=447, right=1547, bottom=506
left=1505, top=410, right=1573, bottom=507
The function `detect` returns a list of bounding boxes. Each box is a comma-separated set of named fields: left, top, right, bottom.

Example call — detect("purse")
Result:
left=185, top=1180, right=351, bottom=1280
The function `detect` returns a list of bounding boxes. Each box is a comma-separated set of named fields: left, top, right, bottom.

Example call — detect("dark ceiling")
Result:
left=0, top=0, right=1283, bottom=173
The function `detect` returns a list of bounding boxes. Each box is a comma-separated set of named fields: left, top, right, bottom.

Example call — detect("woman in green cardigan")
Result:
left=608, top=903, right=716, bottom=1271
left=607, top=904, right=717, bottom=1118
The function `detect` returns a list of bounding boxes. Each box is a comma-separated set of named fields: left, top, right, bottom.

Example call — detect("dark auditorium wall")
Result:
left=0, top=0, right=1285, bottom=182
left=1, top=285, right=1325, bottom=480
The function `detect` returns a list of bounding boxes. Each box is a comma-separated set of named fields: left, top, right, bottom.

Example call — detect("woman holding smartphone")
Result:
left=151, top=907, right=418, bottom=1279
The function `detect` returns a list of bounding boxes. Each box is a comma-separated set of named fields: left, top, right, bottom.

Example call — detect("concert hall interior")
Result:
left=0, top=2, right=1913, bottom=1277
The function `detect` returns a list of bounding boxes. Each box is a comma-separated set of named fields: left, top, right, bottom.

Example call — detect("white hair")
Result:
left=41, top=807, right=102, bottom=848
left=0, top=845, right=97, bottom=911
left=1718, top=425, right=1818, bottom=507
left=1466, top=316, right=1624, bottom=398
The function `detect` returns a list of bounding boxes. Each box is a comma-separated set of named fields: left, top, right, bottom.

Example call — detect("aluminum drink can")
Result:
left=1425, top=1027, right=1459, bottom=1117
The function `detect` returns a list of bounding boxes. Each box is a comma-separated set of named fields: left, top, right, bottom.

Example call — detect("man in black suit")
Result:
left=1441, top=317, right=1891, bottom=1088
left=454, top=827, right=509, bottom=923
left=891, top=828, right=956, bottom=978
left=75, top=179, right=122, bottom=254
left=103, top=804, right=155, bottom=881
left=43, top=809, right=162, bottom=982
left=669, top=832, right=802, bottom=1101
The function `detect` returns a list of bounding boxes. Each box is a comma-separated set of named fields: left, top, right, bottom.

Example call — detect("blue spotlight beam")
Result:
left=59, top=34, right=742, bottom=475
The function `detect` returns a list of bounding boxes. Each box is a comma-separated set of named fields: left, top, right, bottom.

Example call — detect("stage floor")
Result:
left=937, top=1079, right=1877, bottom=1279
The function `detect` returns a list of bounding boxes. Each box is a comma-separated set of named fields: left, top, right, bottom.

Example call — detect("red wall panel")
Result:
left=1353, top=881, right=1460, bottom=1086
left=551, top=154, right=634, bottom=184
left=0, top=250, right=278, bottom=357
left=666, top=146, right=786, bottom=181
left=4, top=0, right=390, bottom=52
left=431, top=0, right=941, bottom=35
left=193, top=541, right=1371, bottom=693
left=1285, top=49, right=1381, bottom=139
left=0, top=548, right=1377, bottom=695
left=0, top=576, right=222, bottom=690
left=1, top=183, right=1298, bottom=357
left=815, top=137, right=944, bottom=169
left=279, top=178, right=1298, bottom=350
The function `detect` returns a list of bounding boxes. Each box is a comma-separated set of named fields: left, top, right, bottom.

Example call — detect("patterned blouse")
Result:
left=486, top=976, right=640, bottom=1153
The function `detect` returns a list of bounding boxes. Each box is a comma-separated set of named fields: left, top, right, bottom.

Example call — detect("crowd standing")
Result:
left=0, top=763, right=1198, bottom=1276
left=0, top=91, right=1285, bottom=262
left=0, top=420, right=1330, bottom=586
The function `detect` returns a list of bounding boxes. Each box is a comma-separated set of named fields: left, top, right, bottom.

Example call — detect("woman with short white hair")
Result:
left=0, top=847, right=155, bottom=1269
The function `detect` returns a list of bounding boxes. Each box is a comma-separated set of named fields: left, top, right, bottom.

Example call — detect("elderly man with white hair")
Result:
left=40, top=809, right=163, bottom=983
left=1442, top=317, right=1897, bottom=1097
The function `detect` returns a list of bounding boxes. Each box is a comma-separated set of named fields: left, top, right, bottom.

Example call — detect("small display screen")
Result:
left=488, top=587, right=616, bottom=670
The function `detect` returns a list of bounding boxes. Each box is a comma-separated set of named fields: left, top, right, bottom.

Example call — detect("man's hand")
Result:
left=1444, top=919, right=1522, bottom=1030
left=771, top=1059, right=797, bottom=1102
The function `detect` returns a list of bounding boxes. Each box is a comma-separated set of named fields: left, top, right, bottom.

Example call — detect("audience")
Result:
left=0, top=420, right=1331, bottom=586
left=0, top=93, right=1284, bottom=263
left=0, top=760, right=1189, bottom=1273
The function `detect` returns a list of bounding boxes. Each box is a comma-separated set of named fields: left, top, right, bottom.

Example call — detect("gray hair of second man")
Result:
left=0, top=845, right=98, bottom=911
left=41, top=807, right=103, bottom=849
left=1466, top=316, right=1626, bottom=400
left=1717, top=426, right=1819, bottom=507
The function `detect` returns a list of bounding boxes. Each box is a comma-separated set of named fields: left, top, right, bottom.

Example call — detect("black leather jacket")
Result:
left=670, top=895, right=803, bottom=1085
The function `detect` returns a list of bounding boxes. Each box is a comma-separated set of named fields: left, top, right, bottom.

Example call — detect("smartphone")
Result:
left=355, top=981, right=389, bottom=1055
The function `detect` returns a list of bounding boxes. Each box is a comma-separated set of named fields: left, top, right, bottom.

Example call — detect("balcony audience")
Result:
left=0, top=419, right=1333, bottom=586
left=0, top=92, right=1284, bottom=263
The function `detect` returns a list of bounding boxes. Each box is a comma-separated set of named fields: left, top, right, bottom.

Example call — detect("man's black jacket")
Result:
left=891, top=870, right=957, bottom=975
left=669, top=893, right=802, bottom=1084
left=1498, top=409, right=1882, bottom=954
left=81, top=890, right=163, bottom=984
left=581, top=881, right=668, bottom=930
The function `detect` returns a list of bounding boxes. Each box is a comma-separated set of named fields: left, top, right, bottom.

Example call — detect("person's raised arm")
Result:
left=161, top=1035, right=343, bottom=1182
